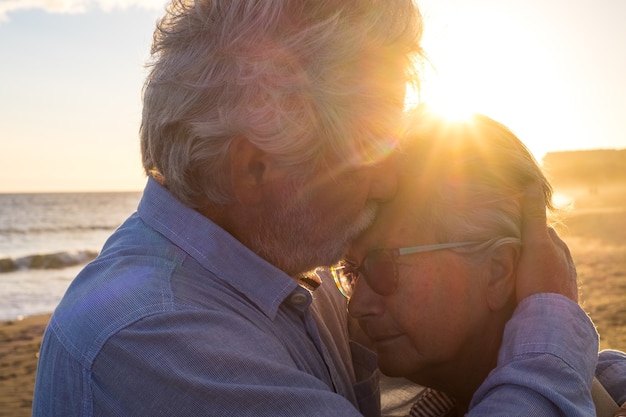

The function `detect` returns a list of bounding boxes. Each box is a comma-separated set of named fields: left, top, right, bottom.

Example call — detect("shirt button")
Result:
left=289, top=292, right=308, bottom=305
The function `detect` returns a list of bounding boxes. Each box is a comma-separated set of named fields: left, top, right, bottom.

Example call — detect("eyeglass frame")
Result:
left=330, top=240, right=484, bottom=299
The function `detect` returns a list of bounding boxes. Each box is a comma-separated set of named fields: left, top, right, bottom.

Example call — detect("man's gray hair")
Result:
left=141, top=0, right=423, bottom=208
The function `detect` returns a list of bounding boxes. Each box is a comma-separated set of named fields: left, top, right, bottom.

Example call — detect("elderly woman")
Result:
left=332, top=107, right=626, bottom=416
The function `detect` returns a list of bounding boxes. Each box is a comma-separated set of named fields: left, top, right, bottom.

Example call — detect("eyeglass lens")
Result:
left=331, top=250, right=398, bottom=299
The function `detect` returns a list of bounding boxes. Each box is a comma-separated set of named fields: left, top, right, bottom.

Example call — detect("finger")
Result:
left=521, top=182, right=548, bottom=240
left=548, top=227, right=575, bottom=265
left=547, top=224, right=579, bottom=289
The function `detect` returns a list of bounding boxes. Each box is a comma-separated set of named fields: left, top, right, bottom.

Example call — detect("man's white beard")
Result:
left=248, top=195, right=378, bottom=276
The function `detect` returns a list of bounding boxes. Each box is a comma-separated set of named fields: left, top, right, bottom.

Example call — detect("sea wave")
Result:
left=0, top=225, right=117, bottom=235
left=0, top=250, right=98, bottom=273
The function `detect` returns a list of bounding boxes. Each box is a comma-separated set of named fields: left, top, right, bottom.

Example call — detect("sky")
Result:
left=1, top=0, right=625, bottom=193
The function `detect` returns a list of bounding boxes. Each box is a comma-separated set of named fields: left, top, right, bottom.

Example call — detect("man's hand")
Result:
left=516, top=183, right=578, bottom=302
left=614, top=402, right=626, bottom=417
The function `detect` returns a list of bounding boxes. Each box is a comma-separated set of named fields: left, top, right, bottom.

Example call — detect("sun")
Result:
left=405, top=78, right=479, bottom=123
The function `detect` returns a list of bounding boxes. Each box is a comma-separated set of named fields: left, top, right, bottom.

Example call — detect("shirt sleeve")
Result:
left=468, top=294, right=599, bottom=416
left=596, top=349, right=626, bottom=406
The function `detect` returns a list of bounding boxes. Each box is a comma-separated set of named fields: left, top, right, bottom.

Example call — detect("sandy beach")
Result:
left=1, top=183, right=625, bottom=417
left=0, top=313, right=50, bottom=417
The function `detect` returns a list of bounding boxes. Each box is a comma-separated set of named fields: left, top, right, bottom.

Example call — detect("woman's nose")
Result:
left=347, top=277, right=386, bottom=319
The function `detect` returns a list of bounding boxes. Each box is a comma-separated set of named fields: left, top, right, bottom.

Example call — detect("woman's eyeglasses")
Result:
left=330, top=241, right=483, bottom=299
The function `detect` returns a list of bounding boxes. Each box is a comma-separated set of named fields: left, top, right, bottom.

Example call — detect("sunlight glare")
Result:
left=406, top=78, right=478, bottom=123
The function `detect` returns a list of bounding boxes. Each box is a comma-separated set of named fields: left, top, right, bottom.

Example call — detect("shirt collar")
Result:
left=137, top=177, right=304, bottom=318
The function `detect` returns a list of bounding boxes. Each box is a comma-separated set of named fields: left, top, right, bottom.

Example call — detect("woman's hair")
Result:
left=400, top=106, right=555, bottom=252
left=140, top=0, right=424, bottom=208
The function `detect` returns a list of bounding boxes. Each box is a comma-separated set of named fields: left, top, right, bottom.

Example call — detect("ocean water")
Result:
left=0, top=191, right=142, bottom=321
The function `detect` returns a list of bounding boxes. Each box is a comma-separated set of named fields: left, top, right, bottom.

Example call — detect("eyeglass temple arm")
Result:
left=397, top=241, right=483, bottom=256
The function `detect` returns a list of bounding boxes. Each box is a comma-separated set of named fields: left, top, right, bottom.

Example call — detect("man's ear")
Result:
left=485, top=245, right=520, bottom=311
left=229, top=137, right=271, bottom=204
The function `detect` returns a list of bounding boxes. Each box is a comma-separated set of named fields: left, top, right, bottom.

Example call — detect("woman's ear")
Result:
left=229, top=137, right=271, bottom=204
left=485, top=245, right=520, bottom=311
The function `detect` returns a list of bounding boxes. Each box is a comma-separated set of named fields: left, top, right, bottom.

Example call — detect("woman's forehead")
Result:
left=355, top=198, right=434, bottom=253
